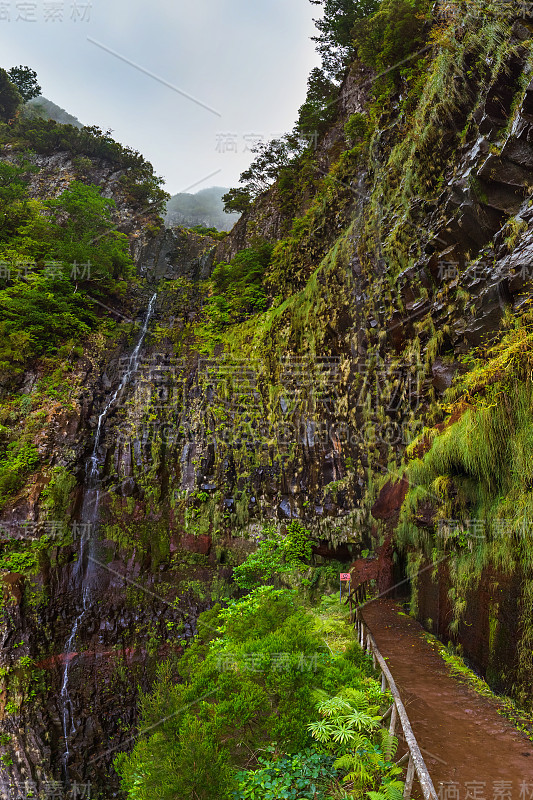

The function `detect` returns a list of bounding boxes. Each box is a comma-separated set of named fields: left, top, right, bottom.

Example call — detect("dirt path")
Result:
left=361, top=599, right=533, bottom=800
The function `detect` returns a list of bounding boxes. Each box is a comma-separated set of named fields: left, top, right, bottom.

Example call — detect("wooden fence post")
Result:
left=404, top=755, right=415, bottom=799
left=389, top=703, right=398, bottom=737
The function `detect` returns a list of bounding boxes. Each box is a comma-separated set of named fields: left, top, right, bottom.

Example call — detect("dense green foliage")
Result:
left=358, top=0, right=516, bottom=281
left=0, top=144, right=148, bottom=510
left=0, top=440, right=39, bottom=508
left=233, top=521, right=314, bottom=590
left=0, top=161, right=134, bottom=367
left=223, top=186, right=253, bottom=214
left=45, top=180, right=133, bottom=278
left=352, top=0, right=430, bottom=76
left=116, top=588, right=396, bottom=800
left=205, top=243, right=274, bottom=328
left=309, top=691, right=404, bottom=800
left=0, top=117, right=168, bottom=209
left=344, top=112, right=369, bottom=145
left=234, top=749, right=336, bottom=799
left=265, top=145, right=361, bottom=296
left=236, top=136, right=308, bottom=200
left=189, top=225, right=226, bottom=239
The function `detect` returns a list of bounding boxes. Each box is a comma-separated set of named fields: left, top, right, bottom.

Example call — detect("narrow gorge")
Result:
left=1, top=1, right=533, bottom=797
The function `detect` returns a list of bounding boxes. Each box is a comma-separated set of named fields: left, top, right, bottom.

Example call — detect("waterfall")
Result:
left=60, top=293, right=157, bottom=779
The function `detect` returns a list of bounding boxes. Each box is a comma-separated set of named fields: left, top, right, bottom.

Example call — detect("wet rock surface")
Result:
left=4, top=21, right=533, bottom=797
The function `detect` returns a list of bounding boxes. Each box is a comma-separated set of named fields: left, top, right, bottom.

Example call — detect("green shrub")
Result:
left=234, top=749, right=335, bottom=800
left=232, top=522, right=313, bottom=590
left=40, top=465, right=76, bottom=519
left=0, top=441, right=39, bottom=507
left=344, top=112, right=368, bottom=145
left=0, top=175, right=137, bottom=368
left=0, top=549, right=38, bottom=574
left=284, top=520, right=314, bottom=564
left=115, top=587, right=381, bottom=800
left=205, top=243, right=273, bottom=328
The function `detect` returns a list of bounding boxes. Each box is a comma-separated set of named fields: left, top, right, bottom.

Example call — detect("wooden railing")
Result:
left=347, top=586, right=439, bottom=800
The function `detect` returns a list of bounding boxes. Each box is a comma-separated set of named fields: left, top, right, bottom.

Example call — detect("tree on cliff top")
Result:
left=8, top=66, right=41, bottom=102
left=0, top=69, right=22, bottom=122
left=224, top=1, right=381, bottom=212
left=310, top=0, right=380, bottom=79
left=0, top=65, right=41, bottom=123
left=296, top=66, right=338, bottom=138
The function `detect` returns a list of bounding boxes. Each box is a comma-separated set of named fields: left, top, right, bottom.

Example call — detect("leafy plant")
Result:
left=234, top=748, right=335, bottom=800
left=344, top=113, right=369, bottom=145
left=308, top=689, right=403, bottom=798
left=232, top=522, right=314, bottom=589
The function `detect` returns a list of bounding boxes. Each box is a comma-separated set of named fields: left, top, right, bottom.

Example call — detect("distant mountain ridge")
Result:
left=165, top=186, right=240, bottom=232
left=22, top=96, right=83, bottom=128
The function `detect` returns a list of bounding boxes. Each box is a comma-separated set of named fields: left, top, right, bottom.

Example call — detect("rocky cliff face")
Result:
left=2, top=3, right=533, bottom=795
left=1, top=146, right=162, bottom=265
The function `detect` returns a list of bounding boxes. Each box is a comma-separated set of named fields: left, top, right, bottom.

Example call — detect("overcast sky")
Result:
left=1, top=0, right=321, bottom=195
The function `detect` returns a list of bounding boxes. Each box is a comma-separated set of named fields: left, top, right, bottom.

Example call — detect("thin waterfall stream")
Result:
left=60, top=293, right=157, bottom=778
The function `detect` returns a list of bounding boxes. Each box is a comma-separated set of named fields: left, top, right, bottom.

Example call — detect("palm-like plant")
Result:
left=308, top=690, right=405, bottom=799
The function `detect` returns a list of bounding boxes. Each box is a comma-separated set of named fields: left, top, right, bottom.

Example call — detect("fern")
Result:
left=340, top=688, right=372, bottom=710
left=376, top=728, right=398, bottom=758
left=369, top=779, right=405, bottom=800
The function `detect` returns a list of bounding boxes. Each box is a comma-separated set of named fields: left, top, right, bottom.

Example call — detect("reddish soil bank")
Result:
left=361, top=600, right=533, bottom=799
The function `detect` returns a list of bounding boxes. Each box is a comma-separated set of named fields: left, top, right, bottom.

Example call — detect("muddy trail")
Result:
left=361, top=600, right=533, bottom=798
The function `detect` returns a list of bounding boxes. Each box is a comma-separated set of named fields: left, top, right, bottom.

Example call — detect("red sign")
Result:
left=340, top=573, right=351, bottom=581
